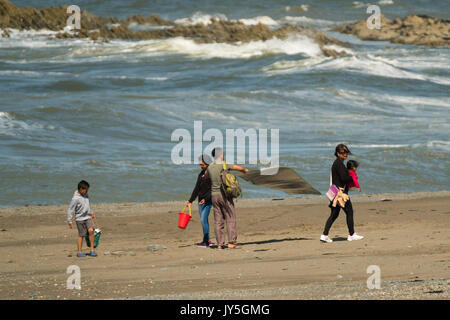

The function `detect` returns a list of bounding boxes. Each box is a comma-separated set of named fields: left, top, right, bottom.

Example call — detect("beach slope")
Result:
left=0, top=191, right=449, bottom=299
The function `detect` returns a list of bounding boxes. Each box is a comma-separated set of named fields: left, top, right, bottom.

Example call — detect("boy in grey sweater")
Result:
left=67, top=180, right=97, bottom=257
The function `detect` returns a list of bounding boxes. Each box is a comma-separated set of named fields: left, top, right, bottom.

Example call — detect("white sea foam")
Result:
left=264, top=53, right=450, bottom=85
left=0, top=27, right=76, bottom=42
left=353, top=1, right=394, bottom=8
left=381, top=54, right=450, bottom=72
left=0, top=112, right=35, bottom=135
left=192, top=111, right=237, bottom=121
left=174, top=12, right=228, bottom=26
left=279, top=16, right=339, bottom=27
left=366, top=53, right=450, bottom=72
left=378, top=0, right=394, bottom=5
left=0, top=112, right=11, bottom=120
left=239, top=16, right=279, bottom=26
left=140, top=34, right=322, bottom=59
left=423, top=141, right=450, bottom=152
left=352, top=143, right=409, bottom=148
left=0, top=112, right=26, bottom=131
left=323, top=56, right=430, bottom=80
left=94, top=75, right=168, bottom=81
left=262, top=43, right=352, bottom=75
left=300, top=4, right=310, bottom=11
left=0, top=27, right=90, bottom=49
left=175, top=12, right=280, bottom=27
left=0, top=70, right=68, bottom=77
left=285, top=4, right=310, bottom=12
left=2, top=31, right=323, bottom=62
left=320, top=142, right=408, bottom=149
left=128, top=22, right=174, bottom=32
left=322, top=44, right=355, bottom=55
left=374, top=94, right=450, bottom=109
left=322, top=141, right=449, bottom=153
left=0, top=112, right=56, bottom=135
left=262, top=56, right=330, bottom=75
left=364, top=54, right=450, bottom=85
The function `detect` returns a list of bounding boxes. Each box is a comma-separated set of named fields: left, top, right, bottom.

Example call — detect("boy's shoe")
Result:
left=347, top=233, right=364, bottom=241
left=320, top=235, right=333, bottom=243
left=88, top=251, right=98, bottom=257
left=196, top=242, right=208, bottom=248
left=77, top=253, right=86, bottom=258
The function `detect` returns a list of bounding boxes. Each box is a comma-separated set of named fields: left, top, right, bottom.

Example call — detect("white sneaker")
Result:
left=320, top=235, right=333, bottom=243
left=347, top=233, right=364, bottom=241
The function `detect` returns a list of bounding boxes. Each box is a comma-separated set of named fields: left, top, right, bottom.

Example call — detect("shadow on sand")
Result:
left=240, top=237, right=312, bottom=246
left=331, top=237, right=348, bottom=242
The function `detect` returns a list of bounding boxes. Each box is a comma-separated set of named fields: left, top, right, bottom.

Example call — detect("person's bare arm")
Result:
left=232, top=165, right=248, bottom=174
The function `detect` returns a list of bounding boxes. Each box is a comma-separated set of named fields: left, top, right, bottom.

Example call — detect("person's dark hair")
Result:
left=78, top=180, right=90, bottom=190
left=199, top=154, right=212, bottom=165
left=212, top=147, right=223, bottom=159
left=347, top=160, right=359, bottom=170
left=334, top=144, right=351, bottom=157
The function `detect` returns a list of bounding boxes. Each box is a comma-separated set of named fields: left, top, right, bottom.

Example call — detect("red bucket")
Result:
left=178, top=206, right=192, bottom=229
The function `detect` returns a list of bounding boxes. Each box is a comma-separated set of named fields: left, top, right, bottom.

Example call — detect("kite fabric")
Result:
left=235, top=167, right=321, bottom=195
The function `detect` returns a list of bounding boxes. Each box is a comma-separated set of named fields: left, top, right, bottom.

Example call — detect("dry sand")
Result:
left=0, top=191, right=449, bottom=300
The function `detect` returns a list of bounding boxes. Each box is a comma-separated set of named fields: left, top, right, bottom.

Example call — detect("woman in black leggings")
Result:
left=320, top=144, right=364, bottom=243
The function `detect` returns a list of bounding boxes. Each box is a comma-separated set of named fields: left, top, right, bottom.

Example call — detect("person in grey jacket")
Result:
left=68, top=180, right=97, bottom=257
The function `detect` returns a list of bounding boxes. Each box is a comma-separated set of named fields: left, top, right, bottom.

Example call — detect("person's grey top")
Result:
left=67, top=190, right=93, bottom=222
left=207, top=161, right=234, bottom=195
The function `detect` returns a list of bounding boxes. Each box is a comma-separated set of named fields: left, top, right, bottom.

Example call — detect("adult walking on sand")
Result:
left=320, top=144, right=364, bottom=243
left=206, top=147, right=248, bottom=249
left=186, top=154, right=213, bottom=248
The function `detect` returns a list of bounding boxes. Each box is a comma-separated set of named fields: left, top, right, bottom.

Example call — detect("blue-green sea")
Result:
left=0, top=0, right=449, bottom=206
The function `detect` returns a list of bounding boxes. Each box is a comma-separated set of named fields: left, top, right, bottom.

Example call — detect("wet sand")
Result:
left=0, top=191, right=449, bottom=300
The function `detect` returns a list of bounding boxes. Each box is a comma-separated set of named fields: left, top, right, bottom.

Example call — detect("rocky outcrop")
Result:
left=0, top=0, right=349, bottom=57
left=333, top=14, right=450, bottom=47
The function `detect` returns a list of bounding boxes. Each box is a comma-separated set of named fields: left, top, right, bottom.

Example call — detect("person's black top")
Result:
left=188, top=170, right=211, bottom=203
left=331, top=158, right=353, bottom=193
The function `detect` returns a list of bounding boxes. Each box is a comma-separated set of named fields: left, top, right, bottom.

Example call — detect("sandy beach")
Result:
left=0, top=191, right=448, bottom=300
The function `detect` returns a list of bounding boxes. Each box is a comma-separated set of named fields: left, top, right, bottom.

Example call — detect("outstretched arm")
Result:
left=232, top=165, right=248, bottom=174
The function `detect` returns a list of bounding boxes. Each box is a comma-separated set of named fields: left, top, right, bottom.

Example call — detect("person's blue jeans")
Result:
left=198, top=199, right=212, bottom=243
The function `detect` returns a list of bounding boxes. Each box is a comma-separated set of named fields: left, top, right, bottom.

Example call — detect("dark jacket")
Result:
left=331, top=158, right=353, bottom=193
left=188, top=170, right=212, bottom=203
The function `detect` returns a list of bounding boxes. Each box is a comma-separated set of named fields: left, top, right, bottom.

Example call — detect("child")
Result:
left=67, top=180, right=97, bottom=257
left=347, top=160, right=361, bottom=192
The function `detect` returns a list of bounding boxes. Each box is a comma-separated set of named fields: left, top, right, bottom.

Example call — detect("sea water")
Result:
left=0, top=0, right=449, bottom=206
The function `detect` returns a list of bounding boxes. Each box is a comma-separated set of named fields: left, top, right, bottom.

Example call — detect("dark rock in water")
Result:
left=0, top=0, right=350, bottom=57
left=333, top=14, right=450, bottom=47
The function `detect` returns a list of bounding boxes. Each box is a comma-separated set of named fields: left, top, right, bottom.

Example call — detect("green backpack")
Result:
left=220, top=161, right=242, bottom=198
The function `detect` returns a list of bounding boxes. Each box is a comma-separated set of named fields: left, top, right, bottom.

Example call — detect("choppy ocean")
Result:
left=0, top=0, right=449, bottom=206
